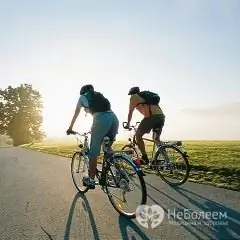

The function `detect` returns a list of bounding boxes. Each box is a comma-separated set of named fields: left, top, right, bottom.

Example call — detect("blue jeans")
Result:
left=88, top=111, right=119, bottom=158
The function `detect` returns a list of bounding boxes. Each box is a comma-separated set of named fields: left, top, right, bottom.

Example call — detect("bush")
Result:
left=0, top=134, right=13, bottom=146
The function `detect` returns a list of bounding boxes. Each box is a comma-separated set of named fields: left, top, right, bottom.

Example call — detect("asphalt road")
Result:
left=0, top=147, right=239, bottom=240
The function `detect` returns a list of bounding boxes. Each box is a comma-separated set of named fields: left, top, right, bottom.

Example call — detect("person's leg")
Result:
left=106, top=112, right=119, bottom=144
left=82, top=113, right=114, bottom=188
left=135, top=118, right=152, bottom=164
left=136, top=115, right=165, bottom=164
left=152, top=115, right=165, bottom=142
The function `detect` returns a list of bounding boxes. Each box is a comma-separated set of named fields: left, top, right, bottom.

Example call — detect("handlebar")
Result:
left=122, top=121, right=140, bottom=131
left=67, top=130, right=91, bottom=137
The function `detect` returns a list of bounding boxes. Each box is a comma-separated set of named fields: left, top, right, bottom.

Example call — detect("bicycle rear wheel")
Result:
left=121, top=144, right=142, bottom=171
left=104, top=154, right=147, bottom=219
left=154, top=145, right=190, bottom=186
left=121, top=144, right=139, bottom=160
left=71, top=152, right=89, bottom=193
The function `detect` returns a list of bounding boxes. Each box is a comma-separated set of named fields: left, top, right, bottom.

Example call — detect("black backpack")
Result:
left=85, top=91, right=111, bottom=114
left=138, top=91, right=160, bottom=105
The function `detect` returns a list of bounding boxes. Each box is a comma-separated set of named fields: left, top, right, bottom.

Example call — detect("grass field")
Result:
left=21, top=140, right=240, bottom=191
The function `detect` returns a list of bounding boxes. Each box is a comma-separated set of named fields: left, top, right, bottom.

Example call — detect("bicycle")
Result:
left=68, top=130, right=147, bottom=219
left=121, top=122, right=190, bottom=186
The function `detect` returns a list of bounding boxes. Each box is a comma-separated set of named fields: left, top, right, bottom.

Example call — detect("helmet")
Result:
left=128, top=86, right=140, bottom=95
left=80, top=84, right=94, bottom=95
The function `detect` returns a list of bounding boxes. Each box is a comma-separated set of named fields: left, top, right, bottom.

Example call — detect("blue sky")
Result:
left=1, top=0, right=239, bottom=139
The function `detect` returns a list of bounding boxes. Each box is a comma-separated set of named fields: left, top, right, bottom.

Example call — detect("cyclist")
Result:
left=124, top=86, right=165, bottom=166
left=66, top=84, right=119, bottom=189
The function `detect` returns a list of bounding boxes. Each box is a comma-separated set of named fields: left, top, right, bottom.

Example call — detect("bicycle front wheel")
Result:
left=104, top=155, right=147, bottom=219
left=154, top=145, right=190, bottom=186
left=71, top=152, right=89, bottom=193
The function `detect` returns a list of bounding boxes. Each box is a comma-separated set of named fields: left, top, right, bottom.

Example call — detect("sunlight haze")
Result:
left=1, top=0, right=239, bottom=140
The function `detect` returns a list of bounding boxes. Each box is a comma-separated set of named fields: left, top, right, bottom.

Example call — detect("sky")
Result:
left=0, top=0, right=240, bottom=140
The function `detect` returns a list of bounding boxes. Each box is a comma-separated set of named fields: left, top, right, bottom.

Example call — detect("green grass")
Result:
left=21, top=140, right=240, bottom=191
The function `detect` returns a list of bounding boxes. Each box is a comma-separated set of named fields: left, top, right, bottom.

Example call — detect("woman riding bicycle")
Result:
left=66, top=84, right=119, bottom=189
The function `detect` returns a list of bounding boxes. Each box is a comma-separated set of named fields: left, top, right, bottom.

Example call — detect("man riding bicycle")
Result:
left=124, top=86, right=165, bottom=166
left=66, top=84, right=119, bottom=189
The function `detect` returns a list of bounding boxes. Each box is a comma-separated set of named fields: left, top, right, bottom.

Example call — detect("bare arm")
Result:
left=68, top=95, right=87, bottom=130
left=127, top=96, right=136, bottom=125
left=127, top=106, right=134, bottom=125
left=68, top=106, right=81, bottom=130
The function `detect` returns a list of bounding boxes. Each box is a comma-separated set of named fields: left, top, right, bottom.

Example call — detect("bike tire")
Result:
left=154, top=145, right=190, bottom=186
left=71, top=152, right=89, bottom=193
left=104, top=154, right=147, bottom=219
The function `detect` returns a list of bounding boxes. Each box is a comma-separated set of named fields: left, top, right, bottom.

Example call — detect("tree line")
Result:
left=0, top=83, right=45, bottom=146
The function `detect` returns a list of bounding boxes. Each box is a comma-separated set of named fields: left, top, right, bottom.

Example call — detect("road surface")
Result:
left=0, top=147, right=239, bottom=240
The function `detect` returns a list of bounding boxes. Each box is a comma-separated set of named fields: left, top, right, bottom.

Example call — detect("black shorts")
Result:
left=137, top=114, right=165, bottom=136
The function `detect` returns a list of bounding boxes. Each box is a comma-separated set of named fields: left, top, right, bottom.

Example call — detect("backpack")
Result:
left=138, top=91, right=160, bottom=105
left=85, top=91, right=111, bottom=114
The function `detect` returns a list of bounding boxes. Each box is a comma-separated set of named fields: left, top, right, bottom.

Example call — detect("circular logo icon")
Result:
left=136, top=204, right=165, bottom=229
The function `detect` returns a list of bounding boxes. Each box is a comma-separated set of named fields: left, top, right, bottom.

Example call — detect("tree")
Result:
left=0, top=83, right=45, bottom=146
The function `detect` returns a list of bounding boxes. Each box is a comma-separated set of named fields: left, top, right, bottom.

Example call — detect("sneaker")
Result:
left=133, top=159, right=141, bottom=168
left=82, top=176, right=95, bottom=189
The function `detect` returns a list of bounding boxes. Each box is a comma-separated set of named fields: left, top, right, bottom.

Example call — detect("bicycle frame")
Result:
left=70, top=130, right=147, bottom=218
left=73, top=131, right=133, bottom=188
left=98, top=137, right=140, bottom=188
left=124, top=122, right=184, bottom=160
left=123, top=123, right=190, bottom=187
left=124, top=122, right=159, bottom=159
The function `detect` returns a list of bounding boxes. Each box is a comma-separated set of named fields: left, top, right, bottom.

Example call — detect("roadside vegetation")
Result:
left=0, top=134, right=13, bottom=147
left=21, top=140, right=240, bottom=191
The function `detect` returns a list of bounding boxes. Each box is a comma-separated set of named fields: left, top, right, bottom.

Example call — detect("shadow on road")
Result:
left=64, top=192, right=100, bottom=240
left=119, top=215, right=150, bottom=240
left=64, top=191, right=151, bottom=240
left=146, top=182, right=240, bottom=240
left=173, top=187, right=240, bottom=240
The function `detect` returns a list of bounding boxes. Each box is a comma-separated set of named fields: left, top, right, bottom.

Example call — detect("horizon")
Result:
left=1, top=0, right=239, bottom=140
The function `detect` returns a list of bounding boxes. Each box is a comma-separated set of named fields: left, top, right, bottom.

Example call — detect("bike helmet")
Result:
left=80, top=84, right=94, bottom=95
left=128, top=86, right=140, bottom=95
